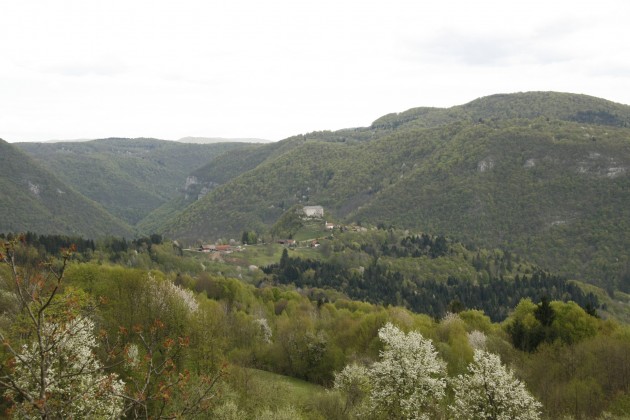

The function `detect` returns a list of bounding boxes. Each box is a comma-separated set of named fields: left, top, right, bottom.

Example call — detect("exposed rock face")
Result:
left=576, top=152, right=628, bottom=178
left=28, top=181, right=41, bottom=197
left=183, top=176, right=219, bottom=200
left=477, top=158, right=495, bottom=172
left=184, top=176, right=199, bottom=190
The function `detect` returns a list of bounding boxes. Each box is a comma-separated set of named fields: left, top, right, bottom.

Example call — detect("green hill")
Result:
left=157, top=92, right=630, bottom=285
left=16, top=138, right=248, bottom=225
left=371, top=91, right=630, bottom=130
left=139, top=131, right=374, bottom=232
left=352, top=119, right=630, bottom=282
left=0, top=139, right=133, bottom=237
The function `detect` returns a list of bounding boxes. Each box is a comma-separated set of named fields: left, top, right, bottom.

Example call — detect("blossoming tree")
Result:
left=450, top=349, right=542, bottom=420
left=367, top=322, right=447, bottom=419
left=0, top=239, right=124, bottom=418
left=6, top=317, right=125, bottom=418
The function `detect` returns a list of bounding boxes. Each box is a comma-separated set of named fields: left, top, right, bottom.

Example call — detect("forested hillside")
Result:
left=154, top=92, right=630, bottom=286
left=263, top=230, right=598, bottom=322
left=371, top=91, right=630, bottom=130
left=16, top=138, right=248, bottom=224
left=353, top=119, right=630, bottom=284
left=139, top=129, right=379, bottom=231
left=6, top=91, right=630, bottom=286
left=0, top=140, right=133, bottom=237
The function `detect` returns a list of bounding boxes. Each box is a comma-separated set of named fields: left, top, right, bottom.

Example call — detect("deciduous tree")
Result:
left=367, top=323, right=446, bottom=419
left=0, top=238, right=124, bottom=419
left=450, top=349, right=541, bottom=420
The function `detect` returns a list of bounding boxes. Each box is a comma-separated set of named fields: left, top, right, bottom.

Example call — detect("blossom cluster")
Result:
left=146, top=273, right=199, bottom=314
left=7, top=316, right=125, bottom=418
left=334, top=323, right=542, bottom=420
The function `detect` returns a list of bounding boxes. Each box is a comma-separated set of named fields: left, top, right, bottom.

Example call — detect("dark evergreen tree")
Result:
left=535, top=296, right=555, bottom=327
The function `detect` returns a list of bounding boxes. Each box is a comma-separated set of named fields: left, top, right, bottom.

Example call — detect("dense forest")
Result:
left=1, top=230, right=629, bottom=419
left=151, top=93, right=630, bottom=289
left=4, top=92, right=630, bottom=290
left=264, top=248, right=597, bottom=322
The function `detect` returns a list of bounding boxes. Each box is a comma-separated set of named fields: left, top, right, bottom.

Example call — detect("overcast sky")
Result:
left=2, top=0, right=630, bottom=142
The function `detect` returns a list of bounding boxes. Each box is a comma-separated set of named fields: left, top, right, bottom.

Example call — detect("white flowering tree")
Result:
left=467, top=330, right=488, bottom=350
left=367, top=322, right=447, bottom=420
left=333, top=363, right=371, bottom=413
left=254, top=318, right=273, bottom=344
left=0, top=239, right=124, bottom=418
left=6, top=317, right=124, bottom=418
left=450, top=349, right=542, bottom=420
left=0, top=239, right=225, bottom=419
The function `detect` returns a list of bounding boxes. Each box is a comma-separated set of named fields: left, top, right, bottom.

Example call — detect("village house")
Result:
left=215, top=244, right=232, bottom=253
left=199, top=244, right=240, bottom=254
left=303, top=205, right=324, bottom=218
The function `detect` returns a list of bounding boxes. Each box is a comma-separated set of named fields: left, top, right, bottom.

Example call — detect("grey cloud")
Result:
left=586, top=63, right=630, bottom=78
left=533, top=17, right=590, bottom=40
left=405, top=31, right=526, bottom=67
left=427, top=33, right=519, bottom=66
left=408, top=27, right=586, bottom=68
left=40, top=61, right=128, bottom=77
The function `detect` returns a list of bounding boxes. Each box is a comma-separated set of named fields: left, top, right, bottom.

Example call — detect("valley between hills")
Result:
left=3, top=91, right=630, bottom=418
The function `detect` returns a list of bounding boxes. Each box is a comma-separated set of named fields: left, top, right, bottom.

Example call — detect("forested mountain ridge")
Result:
left=155, top=92, right=630, bottom=286
left=177, top=136, right=271, bottom=144
left=16, top=138, right=249, bottom=225
left=6, top=92, right=630, bottom=284
left=138, top=130, right=381, bottom=232
left=352, top=119, right=630, bottom=281
left=371, top=91, right=630, bottom=130
left=0, top=139, right=133, bottom=237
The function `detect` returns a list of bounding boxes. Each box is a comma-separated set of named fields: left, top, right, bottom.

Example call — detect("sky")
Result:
left=2, top=0, right=630, bottom=142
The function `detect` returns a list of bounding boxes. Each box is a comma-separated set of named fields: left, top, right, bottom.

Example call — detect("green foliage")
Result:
left=146, top=92, right=630, bottom=291
left=271, top=205, right=305, bottom=239
left=241, top=230, right=258, bottom=245
left=506, top=298, right=599, bottom=352
left=263, top=232, right=597, bottom=322
left=16, top=138, right=248, bottom=225
left=0, top=140, right=133, bottom=238
left=2, top=242, right=630, bottom=418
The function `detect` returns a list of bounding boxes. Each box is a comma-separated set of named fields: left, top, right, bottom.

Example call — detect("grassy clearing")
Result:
left=228, top=367, right=340, bottom=419
left=572, top=280, right=630, bottom=323
left=234, top=244, right=284, bottom=267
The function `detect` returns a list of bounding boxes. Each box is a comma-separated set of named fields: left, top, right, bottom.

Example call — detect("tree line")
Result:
left=264, top=249, right=598, bottom=321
